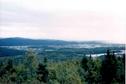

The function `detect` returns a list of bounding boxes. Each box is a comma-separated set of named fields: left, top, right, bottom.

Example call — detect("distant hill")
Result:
left=0, top=37, right=124, bottom=47
left=0, top=37, right=70, bottom=46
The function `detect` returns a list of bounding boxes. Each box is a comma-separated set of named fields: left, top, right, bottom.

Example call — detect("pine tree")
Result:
left=36, top=63, right=49, bottom=83
left=24, top=49, right=38, bottom=78
left=116, top=55, right=125, bottom=84
left=81, top=56, right=88, bottom=71
left=101, top=50, right=117, bottom=84
left=81, top=55, right=101, bottom=84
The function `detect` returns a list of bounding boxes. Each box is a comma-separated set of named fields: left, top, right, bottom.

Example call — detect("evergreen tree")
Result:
left=24, top=49, right=38, bottom=78
left=0, top=59, right=17, bottom=83
left=86, top=55, right=94, bottom=84
left=81, top=56, right=88, bottom=71
left=0, top=61, right=5, bottom=78
left=81, top=55, right=101, bottom=84
left=5, top=59, right=13, bottom=72
left=101, top=50, right=117, bottom=84
left=116, top=55, right=125, bottom=84
left=36, top=63, right=49, bottom=83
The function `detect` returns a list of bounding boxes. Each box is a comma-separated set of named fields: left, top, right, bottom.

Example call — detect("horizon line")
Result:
left=0, top=37, right=125, bottom=44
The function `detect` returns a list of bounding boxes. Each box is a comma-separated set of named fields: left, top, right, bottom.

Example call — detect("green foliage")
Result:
left=81, top=55, right=102, bottom=84
left=0, top=49, right=125, bottom=84
left=48, top=60, right=82, bottom=84
left=24, top=49, right=38, bottom=78
left=115, top=56, right=125, bottom=84
left=36, top=63, right=49, bottom=83
left=101, top=50, right=117, bottom=84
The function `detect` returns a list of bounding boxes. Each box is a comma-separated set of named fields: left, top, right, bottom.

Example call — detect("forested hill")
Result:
left=0, top=37, right=124, bottom=47
left=0, top=37, right=69, bottom=46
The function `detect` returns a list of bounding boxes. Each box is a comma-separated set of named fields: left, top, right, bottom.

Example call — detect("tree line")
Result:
left=0, top=49, right=125, bottom=84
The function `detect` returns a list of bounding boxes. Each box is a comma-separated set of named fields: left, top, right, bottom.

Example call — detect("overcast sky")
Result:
left=0, top=0, right=126, bottom=43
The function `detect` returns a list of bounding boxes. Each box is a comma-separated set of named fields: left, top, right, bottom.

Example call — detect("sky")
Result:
left=0, top=0, right=126, bottom=43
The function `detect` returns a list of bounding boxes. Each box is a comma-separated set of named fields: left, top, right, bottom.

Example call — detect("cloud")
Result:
left=0, top=0, right=126, bottom=43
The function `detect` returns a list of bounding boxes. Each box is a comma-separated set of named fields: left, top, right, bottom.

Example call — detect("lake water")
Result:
left=86, top=50, right=125, bottom=57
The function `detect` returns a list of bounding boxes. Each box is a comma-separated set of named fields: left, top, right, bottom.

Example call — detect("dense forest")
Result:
left=0, top=49, right=125, bottom=84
